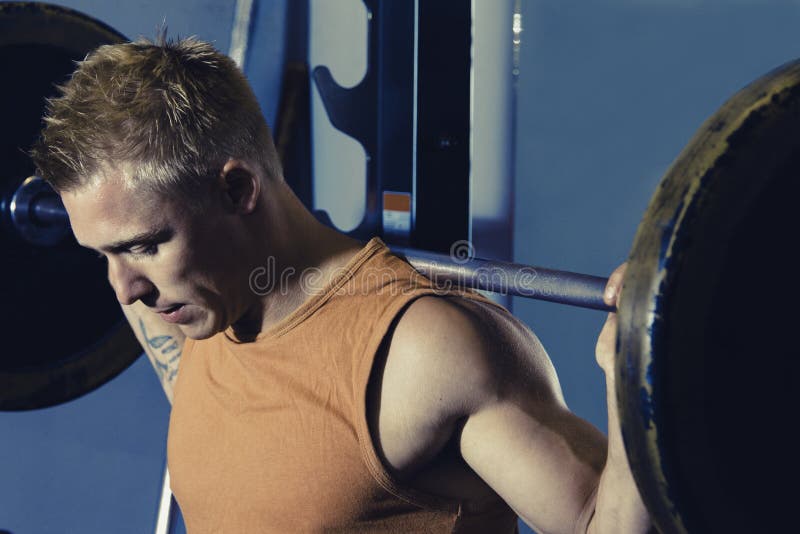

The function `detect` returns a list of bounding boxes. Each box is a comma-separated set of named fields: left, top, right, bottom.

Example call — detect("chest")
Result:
left=167, top=346, right=385, bottom=533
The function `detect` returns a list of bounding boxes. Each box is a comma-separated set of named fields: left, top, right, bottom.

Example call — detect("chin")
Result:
left=180, top=314, right=222, bottom=341
left=181, top=327, right=216, bottom=341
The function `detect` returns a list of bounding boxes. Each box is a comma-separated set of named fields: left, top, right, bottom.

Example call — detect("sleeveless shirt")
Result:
left=167, top=237, right=519, bottom=533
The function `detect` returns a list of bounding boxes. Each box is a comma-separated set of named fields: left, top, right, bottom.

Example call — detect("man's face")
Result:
left=62, top=176, right=252, bottom=340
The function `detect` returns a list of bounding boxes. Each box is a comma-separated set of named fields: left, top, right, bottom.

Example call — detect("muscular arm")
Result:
left=121, top=301, right=185, bottom=404
left=375, top=294, right=651, bottom=534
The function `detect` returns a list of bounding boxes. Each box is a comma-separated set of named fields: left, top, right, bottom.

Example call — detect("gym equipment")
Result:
left=617, top=58, right=800, bottom=534
left=0, top=2, right=139, bottom=411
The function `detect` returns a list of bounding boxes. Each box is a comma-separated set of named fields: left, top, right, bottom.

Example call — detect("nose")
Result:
left=107, top=257, right=155, bottom=305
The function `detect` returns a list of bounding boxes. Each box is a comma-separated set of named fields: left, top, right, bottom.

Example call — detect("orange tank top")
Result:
left=167, top=238, right=519, bottom=533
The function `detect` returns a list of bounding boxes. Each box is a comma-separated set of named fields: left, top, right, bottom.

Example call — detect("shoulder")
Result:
left=369, top=294, right=566, bottom=475
left=385, top=295, right=564, bottom=420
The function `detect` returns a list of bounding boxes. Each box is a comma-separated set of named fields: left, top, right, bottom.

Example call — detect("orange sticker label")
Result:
left=383, top=192, right=411, bottom=212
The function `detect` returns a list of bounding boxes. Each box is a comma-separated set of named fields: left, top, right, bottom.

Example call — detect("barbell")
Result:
left=2, top=3, right=799, bottom=533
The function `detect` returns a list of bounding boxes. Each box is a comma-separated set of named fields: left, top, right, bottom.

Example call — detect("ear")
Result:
left=218, top=159, right=261, bottom=214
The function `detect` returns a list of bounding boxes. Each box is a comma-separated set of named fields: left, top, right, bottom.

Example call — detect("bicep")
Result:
left=121, top=302, right=186, bottom=403
left=460, top=397, right=607, bottom=534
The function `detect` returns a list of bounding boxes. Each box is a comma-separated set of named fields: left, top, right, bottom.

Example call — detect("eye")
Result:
left=130, top=243, right=159, bottom=257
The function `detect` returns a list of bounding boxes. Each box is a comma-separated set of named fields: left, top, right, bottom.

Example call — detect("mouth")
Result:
left=155, top=304, right=189, bottom=324
left=154, top=304, right=183, bottom=314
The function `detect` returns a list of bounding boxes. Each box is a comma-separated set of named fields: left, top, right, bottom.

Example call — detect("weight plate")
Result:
left=619, top=58, right=800, bottom=533
left=0, top=3, right=140, bottom=411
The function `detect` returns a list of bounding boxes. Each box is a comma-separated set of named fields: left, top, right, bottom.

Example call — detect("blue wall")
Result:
left=0, top=358, right=170, bottom=534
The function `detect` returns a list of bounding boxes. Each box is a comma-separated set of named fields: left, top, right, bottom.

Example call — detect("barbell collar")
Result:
left=31, top=194, right=70, bottom=226
left=8, top=175, right=70, bottom=246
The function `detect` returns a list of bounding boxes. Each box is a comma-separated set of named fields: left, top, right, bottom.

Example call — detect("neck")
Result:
left=231, top=180, right=363, bottom=339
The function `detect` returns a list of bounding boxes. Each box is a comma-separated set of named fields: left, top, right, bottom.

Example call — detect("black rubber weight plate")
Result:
left=0, top=3, right=140, bottom=410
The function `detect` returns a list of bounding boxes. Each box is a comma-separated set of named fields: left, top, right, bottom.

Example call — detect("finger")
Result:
left=604, top=262, right=628, bottom=305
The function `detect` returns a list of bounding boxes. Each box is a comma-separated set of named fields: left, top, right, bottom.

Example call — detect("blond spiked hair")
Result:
left=30, top=35, right=281, bottom=198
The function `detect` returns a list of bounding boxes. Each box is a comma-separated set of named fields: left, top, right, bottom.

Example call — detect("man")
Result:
left=31, top=37, right=652, bottom=533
